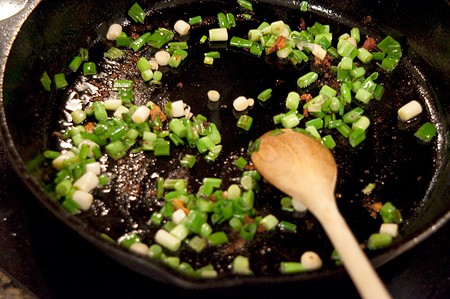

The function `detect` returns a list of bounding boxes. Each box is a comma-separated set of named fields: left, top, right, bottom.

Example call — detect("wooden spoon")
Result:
left=251, top=128, right=391, bottom=299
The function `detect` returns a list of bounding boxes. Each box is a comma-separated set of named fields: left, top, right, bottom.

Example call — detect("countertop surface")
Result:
left=0, top=136, right=449, bottom=299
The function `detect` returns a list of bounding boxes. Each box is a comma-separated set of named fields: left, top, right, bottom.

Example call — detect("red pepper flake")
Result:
left=363, top=15, right=372, bottom=25
left=303, top=108, right=309, bottom=118
left=366, top=201, right=383, bottom=218
left=172, top=198, right=184, bottom=209
left=84, top=122, right=96, bottom=133
left=299, top=18, right=306, bottom=30
left=257, top=225, right=267, bottom=233
left=245, top=164, right=257, bottom=171
left=372, top=202, right=383, bottom=212
left=149, top=102, right=167, bottom=122
left=362, top=36, right=377, bottom=51
left=314, top=53, right=333, bottom=68
left=300, top=93, right=313, bottom=102
left=266, top=36, right=286, bottom=54
left=243, top=214, right=254, bottom=224
left=172, top=198, right=190, bottom=215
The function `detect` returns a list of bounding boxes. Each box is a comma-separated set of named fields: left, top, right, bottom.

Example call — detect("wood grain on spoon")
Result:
left=251, top=128, right=391, bottom=299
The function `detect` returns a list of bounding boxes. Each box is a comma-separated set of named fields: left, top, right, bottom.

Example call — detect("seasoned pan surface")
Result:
left=1, top=0, right=449, bottom=289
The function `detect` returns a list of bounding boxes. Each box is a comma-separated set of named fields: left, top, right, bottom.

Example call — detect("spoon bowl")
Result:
left=251, top=128, right=392, bottom=299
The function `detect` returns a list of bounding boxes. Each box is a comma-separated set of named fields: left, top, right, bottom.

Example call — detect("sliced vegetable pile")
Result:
left=38, top=1, right=436, bottom=278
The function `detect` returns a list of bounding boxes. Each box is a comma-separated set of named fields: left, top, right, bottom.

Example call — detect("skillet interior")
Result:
left=0, top=0, right=449, bottom=289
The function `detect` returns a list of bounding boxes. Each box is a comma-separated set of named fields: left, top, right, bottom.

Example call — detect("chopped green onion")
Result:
left=147, top=28, right=174, bottom=48
left=128, top=2, right=146, bottom=24
left=300, top=1, right=308, bottom=12
left=69, top=56, right=83, bottom=72
left=188, top=16, right=202, bottom=25
left=83, top=62, right=97, bottom=76
left=204, top=56, right=214, bottom=65
left=80, top=48, right=89, bottom=61
left=297, top=71, right=318, bottom=88
left=257, top=88, right=272, bottom=102
left=104, top=47, right=124, bottom=60
left=367, top=233, right=393, bottom=250
left=129, top=32, right=151, bottom=51
left=217, top=12, right=230, bottom=29
left=230, top=36, right=253, bottom=48
left=379, top=202, right=403, bottom=223
left=54, top=73, right=68, bottom=89
left=240, top=222, right=257, bottom=240
left=237, top=115, right=253, bottom=131
left=154, top=139, right=170, bottom=156
left=414, top=122, right=437, bottom=142
left=227, top=13, right=236, bottom=27
left=235, top=156, right=248, bottom=169
left=41, top=71, right=52, bottom=91
left=205, top=51, right=220, bottom=58
left=116, top=33, right=132, bottom=47
left=321, top=134, right=336, bottom=149
left=349, top=128, right=366, bottom=147
left=280, top=262, right=306, bottom=274
left=188, top=235, right=207, bottom=253
left=200, top=35, right=208, bottom=43
left=207, top=231, right=228, bottom=245
left=232, top=255, right=253, bottom=275
left=286, top=91, right=300, bottom=110
left=355, top=88, right=373, bottom=104
left=343, top=107, right=364, bottom=123
left=357, top=47, right=373, bottom=63
left=238, top=0, right=253, bottom=11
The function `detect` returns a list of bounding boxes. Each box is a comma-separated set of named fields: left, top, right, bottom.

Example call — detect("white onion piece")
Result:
left=149, top=58, right=159, bottom=70
left=172, top=208, right=187, bottom=224
left=170, top=224, right=189, bottom=240
left=379, top=223, right=399, bottom=238
left=52, top=151, right=75, bottom=170
left=85, top=162, right=101, bottom=175
left=270, top=20, right=285, bottom=35
left=247, top=98, right=255, bottom=107
left=171, top=100, right=185, bottom=117
left=74, top=171, right=99, bottom=193
left=301, top=251, right=323, bottom=270
left=233, top=96, right=248, bottom=111
left=174, top=20, right=191, bottom=35
left=129, top=242, right=149, bottom=255
left=207, top=90, right=220, bottom=102
left=292, top=200, right=307, bottom=212
left=113, top=105, right=130, bottom=119
left=132, top=106, right=151, bottom=123
left=72, top=190, right=94, bottom=211
left=347, top=36, right=357, bottom=47
left=155, top=50, right=171, bottom=66
left=154, top=229, right=181, bottom=251
left=103, top=99, right=122, bottom=110
left=209, top=28, right=228, bottom=42
left=312, top=44, right=327, bottom=60
left=398, top=100, right=422, bottom=121
left=106, top=24, right=122, bottom=41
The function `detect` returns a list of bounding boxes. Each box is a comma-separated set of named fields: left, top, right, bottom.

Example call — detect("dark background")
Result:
left=0, top=134, right=449, bottom=299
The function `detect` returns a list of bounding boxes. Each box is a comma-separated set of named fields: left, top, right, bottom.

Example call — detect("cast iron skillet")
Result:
left=0, top=0, right=449, bottom=290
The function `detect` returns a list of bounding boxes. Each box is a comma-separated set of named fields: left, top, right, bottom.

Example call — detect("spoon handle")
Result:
left=315, top=202, right=392, bottom=299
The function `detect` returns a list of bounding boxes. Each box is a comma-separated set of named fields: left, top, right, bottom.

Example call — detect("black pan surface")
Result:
left=0, top=0, right=449, bottom=290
